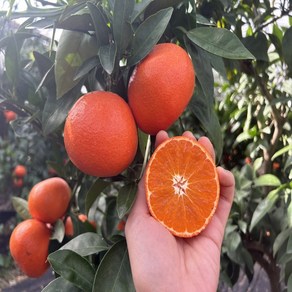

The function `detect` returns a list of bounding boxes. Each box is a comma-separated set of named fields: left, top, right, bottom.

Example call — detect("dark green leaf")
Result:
left=5, top=36, right=20, bottom=85
left=127, top=7, right=173, bottom=66
left=249, top=188, right=280, bottom=232
left=288, top=274, right=292, bottom=292
left=188, top=81, right=223, bottom=162
left=273, top=228, right=292, bottom=256
left=287, top=234, right=292, bottom=254
left=55, top=30, right=98, bottom=98
left=93, top=239, right=135, bottom=292
left=60, top=232, right=108, bottom=256
left=144, top=0, right=181, bottom=17
left=186, top=43, right=214, bottom=102
left=131, top=0, right=154, bottom=23
left=42, top=82, right=82, bottom=136
left=253, top=174, right=281, bottom=187
left=187, top=27, right=255, bottom=60
left=117, top=182, right=138, bottom=219
left=48, top=250, right=95, bottom=292
left=85, top=179, right=111, bottom=214
left=283, top=27, right=292, bottom=69
left=57, top=12, right=93, bottom=33
left=102, top=197, right=119, bottom=237
left=87, top=2, right=110, bottom=46
left=74, top=56, right=100, bottom=81
left=11, top=197, right=31, bottom=220
left=42, top=277, right=81, bottom=292
left=98, top=43, right=117, bottom=75
left=113, top=0, right=134, bottom=59
left=138, top=129, right=149, bottom=157
left=242, top=32, right=269, bottom=62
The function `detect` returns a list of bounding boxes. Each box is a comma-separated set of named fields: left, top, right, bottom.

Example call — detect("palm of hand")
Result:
left=125, top=131, right=235, bottom=292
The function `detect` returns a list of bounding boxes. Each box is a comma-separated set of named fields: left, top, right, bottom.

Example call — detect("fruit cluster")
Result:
left=63, top=43, right=195, bottom=178
left=9, top=177, right=71, bottom=278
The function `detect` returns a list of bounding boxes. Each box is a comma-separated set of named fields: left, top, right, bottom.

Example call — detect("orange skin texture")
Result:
left=128, top=43, right=195, bottom=135
left=9, top=219, right=51, bottom=278
left=4, top=110, right=17, bottom=122
left=63, top=91, right=138, bottom=177
left=28, top=177, right=71, bottom=224
left=13, top=165, right=27, bottom=177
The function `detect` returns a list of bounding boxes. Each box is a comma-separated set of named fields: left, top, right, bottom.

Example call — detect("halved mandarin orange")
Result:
left=145, top=136, right=220, bottom=238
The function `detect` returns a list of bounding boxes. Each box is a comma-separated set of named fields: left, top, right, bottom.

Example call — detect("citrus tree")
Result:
left=0, top=0, right=291, bottom=291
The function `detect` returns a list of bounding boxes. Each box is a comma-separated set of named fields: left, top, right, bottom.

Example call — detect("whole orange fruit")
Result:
left=28, top=177, right=71, bottom=224
left=145, top=136, right=219, bottom=238
left=13, top=165, right=27, bottom=177
left=128, top=43, right=195, bottom=135
left=4, top=110, right=17, bottom=122
left=63, top=91, right=138, bottom=177
left=9, top=219, right=51, bottom=278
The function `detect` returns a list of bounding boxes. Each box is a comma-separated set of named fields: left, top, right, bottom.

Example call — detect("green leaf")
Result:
left=87, top=2, right=110, bottom=47
left=98, top=43, right=117, bottom=75
left=283, top=27, right=292, bottom=69
left=55, top=30, right=98, bottom=98
left=131, top=0, right=154, bottom=23
left=74, top=56, right=100, bottom=81
left=127, top=7, right=173, bottom=67
left=249, top=188, right=280, bottom=232
left=187, top=27, right=255, bottom=60
left=42, top=275, right=81, bottom=292
left=273, top=228, right=292, bottom=256
left=138, top=129, right=149, bottom=157
left=48, top=250, right=95, bottom=292
left=42, top=83, right=82, bottom=136
left=186, top=43, right=214, bottom=103
left=113, top=0, right=134, bottom=59
left=287, top=234, right=292, bottom=254
left=51, top=219, right=65, bottom=243
left=253, top=157, right=263, bottom=173
left=92, top=239, right=135, bottom=292
left=11, top=197, right=31, bottom=220
left=272, top=144, right=292, bottom=160
left=60, top=232, right=108, bottom=256
left=85, top=179, right=111, bottom=214
left=5, top=36, right=20, bottom=85
left=117, top=182, right=138, bottom=219
left=253, top=174, right=281, bottom=187
left=242, top=32, right=269, bottom=62
left=144, top=0, right=181, bottom=17
left=288, top=274, right=292, bottom=292
left=188, top=81, right=223, bottom=162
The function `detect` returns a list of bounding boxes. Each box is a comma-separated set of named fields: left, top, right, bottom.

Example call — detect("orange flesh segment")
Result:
left=146, top=137, right=220, bottom=237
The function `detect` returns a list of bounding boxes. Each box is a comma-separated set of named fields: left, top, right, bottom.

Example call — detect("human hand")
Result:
left=125, top=131, right=235, bottom=292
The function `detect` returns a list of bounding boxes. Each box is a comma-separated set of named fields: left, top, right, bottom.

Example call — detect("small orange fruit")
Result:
left=4, top=110, right=17, bottom=122
left=65, top=216, right=74, bottom=237
left=13, top=177, right=23, bottom=188
left=63, top=91, right=138, bottom=177
left=145, top=136, right=219, bottom=238
left=9, top=219, right=51, bottom=278
left=13, top=165, right=27, bottom=177
left=28, top=177, right=71, bottom=224
left=128, top=43, right=195, bottom=135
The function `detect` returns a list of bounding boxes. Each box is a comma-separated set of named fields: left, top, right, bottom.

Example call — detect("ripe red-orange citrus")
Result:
left=28, top=177, right=71, bottom=224
left=4, top=110, right=17, bottom=122
left=13, top=165, right=27, bottom=177
left=146, top=136, right=219, bottom=238
left=9, top=219, right=51, bottom=278
left=63, top=91, right=138, bottom=177
left=128, top=43, right=195, bottom=135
